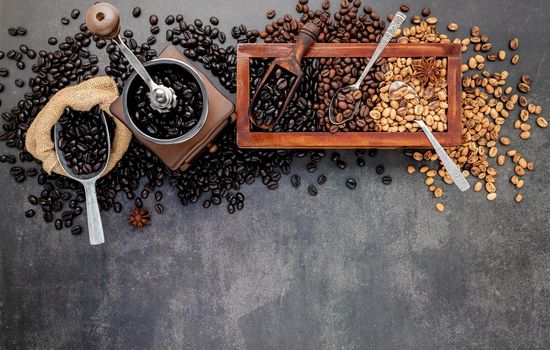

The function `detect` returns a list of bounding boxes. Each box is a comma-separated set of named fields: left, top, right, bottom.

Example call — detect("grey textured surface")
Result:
left=1, top=0, right=550, bottom=349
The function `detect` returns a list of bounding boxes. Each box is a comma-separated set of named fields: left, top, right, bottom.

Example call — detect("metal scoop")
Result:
left=54, top=111, right=110, bottom=245
left=389, top=81, right=470, bottom=192
left=329, top=12, right=406, bottom=125
left=86, top=2, right=177, bottom=113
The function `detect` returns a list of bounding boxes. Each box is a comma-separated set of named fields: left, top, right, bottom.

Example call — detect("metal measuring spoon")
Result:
left=329, top=11, right=407, bottom=125
left=389, top=81, right=470, bottom=192
left=54, top=110, right=111, bottom=245
left=86, top=2, right=177, bottom=113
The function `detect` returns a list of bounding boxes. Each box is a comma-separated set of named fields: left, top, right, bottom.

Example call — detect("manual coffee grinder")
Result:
left=86, top=3, right=235, bottom=171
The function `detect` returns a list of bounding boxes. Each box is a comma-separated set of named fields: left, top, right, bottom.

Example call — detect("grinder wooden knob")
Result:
left=86, top=2, right=120, bottom=39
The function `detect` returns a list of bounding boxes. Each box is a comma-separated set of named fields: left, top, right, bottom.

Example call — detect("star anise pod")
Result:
left=128, top=207, right=150, bottom=230
left=412, top=57, right=441, bottom=87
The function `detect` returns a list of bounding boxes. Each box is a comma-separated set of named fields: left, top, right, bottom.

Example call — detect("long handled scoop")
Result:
left=86, top=2, right=177, bottom=113
left=329, top=12, right=407, bottom=125
left=54, top=110, right=111, bottom=245
left=250, top=22, right=320, bottom=130
left=389, top=81, right=470, bottom=192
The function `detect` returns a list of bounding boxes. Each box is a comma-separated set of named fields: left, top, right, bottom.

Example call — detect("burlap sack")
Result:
left=26, top=76, right=132, bottom=177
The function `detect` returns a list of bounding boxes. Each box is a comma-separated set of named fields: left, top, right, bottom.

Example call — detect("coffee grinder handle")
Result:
left=86, top=2, right=121, bottom=40
left=291, top=22, right=321, bottom=63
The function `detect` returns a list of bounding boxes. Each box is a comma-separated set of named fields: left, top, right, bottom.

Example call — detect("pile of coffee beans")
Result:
left=250, top=67, right=296, bottom=128
left=56, top=106, right=111, bottom=176
left=127, top=64, right=203, bottom=139
left=250, top=58, right=319, bottom=132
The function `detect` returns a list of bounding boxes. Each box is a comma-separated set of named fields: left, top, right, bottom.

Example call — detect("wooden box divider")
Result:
left=236, top=43, right=462, bottom=149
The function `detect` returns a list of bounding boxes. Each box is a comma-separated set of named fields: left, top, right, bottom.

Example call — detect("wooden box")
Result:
left=236, top=43, right=462, bottom=149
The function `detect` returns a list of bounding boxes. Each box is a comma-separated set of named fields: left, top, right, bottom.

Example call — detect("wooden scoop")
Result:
left=250, top=22, right=320, bottom=130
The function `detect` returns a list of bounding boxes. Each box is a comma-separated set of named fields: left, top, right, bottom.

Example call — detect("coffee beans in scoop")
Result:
left=127, top=64, right=203, bottom=139
left=56, top=106, right=112, bottom=176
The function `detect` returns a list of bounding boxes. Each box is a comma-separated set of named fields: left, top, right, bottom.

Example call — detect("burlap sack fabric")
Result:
left=26, top=76, right=132, bottom=177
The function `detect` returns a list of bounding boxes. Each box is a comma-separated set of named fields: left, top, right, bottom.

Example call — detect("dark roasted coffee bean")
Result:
left=382, top=176, right=392, bottom=185
left=16, top=27, right=27, bottom=35
left=25, top=209, right=35, bottom=218
left=369, top=149, right=378, bottom=158
left=28, top=195, right=38, bottom=205
left=15, top=79, right=24, bottom=88
left=16, top=61, right=25, bottom=70
left=141, top=189, right=149, bottom=199
left=71, top=225, right=82, bottom=235
left=55, top=219, right=63, bottom=230
left=113, top=202, right=122, bottom=213
left=0, top=68, right=8, bottom=77
left=400, top=3, right=410, bottom=12
left=356, top=158, right=365, bottom=167
left=135, top=198, right=143, bottom=208
left=203, top=200, right=211, bottom=209
left=267, top=10, right=276, bottom=19
left=375, top=165, right=385, bottom=175
left=61, top=17, right=70, bottom=25
left=346, top=178, right=357, bottom=190
left=165, top=15, right=175, bottom=25
left=0, top=51, right=3, bottom=59
left=48, top=37, right=58, bottom=45
left=308, top=185, right=318, bottom=196
left=209, top=16, right=219, bottom=25
left=123, top=30, right=133, bottom=38
left=132, top=7, right=141, bottom=17
left=227, top=204, right=235, bottom=214
left=155, top=191, right=163, bottom=201
left=71, top=9, right=80, bottom=19
left=307, top=162, right=317, bottom=173
left=149, top=15, right=158, bottom=25
left=421, top=7, right=431, bottom=16
left=155, top=203, right=164, bottom=214
left=291, top=174, right=301, bottom=188
left=8, top=28, right=17, bottom=36
left=150, top=25, right=160, bottom=34
left=336, top=160, right=347, bottom=169
left=317, top=175, right=326, bottom=185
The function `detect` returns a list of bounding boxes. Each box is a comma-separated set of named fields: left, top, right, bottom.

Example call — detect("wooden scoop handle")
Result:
left=291, top=22, right=321, bottom=63
left=86, top=2, right=120, bottom=40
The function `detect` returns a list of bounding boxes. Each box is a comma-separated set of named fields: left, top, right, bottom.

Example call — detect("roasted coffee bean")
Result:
left=26, top=168, right=37, bottom=177
left=155, top=203, right=164, bottom=214
left=141, top=189, right=149, bottom=199
left=0, top=68, right=8, bottom=77
left=150, top=25, right=160, bottom=34
left=203, top=200, right=211, bottom=208
left=132, top=7, right=141, bottom=17
left=209, top=16, right=219, bottom=25
left=382, top=176, right=392, bottom=185
left=113, top=202, right=122, bottom=213
left=149, top=15, right=158, bottom=25
left=155, top=191, right=163, bottom=201
left=8, top=28, right=17, bottom=36
left=71, top=225, right=82, bottom=235
left=123, top=30, right=133, bottom=38
left=400, top=3, right=410, bottom=12
left=54, top=219, right=63, bottom=230
left=375, top=165, right=385, bottom=175
left=227, top=203, right=235, bottom=214
left=25, top=209, right=35, bottom=218
left=61, top=17, right=70, bottom=25
left=15, top=79, right=24, bottom=87
left=0, top=51, right=3, bottom=59
left=48, top=37, right=58, bottom=45
left=267, top=10, right=276, bottom=19
left=421, top=7, right=431, bottom=16
left=16, top=61, right=25, bottom=70
left=346, top=178, right=357, bottom=190
left=307, top=162, right=318, bottom=173
left=135, top=198, right=143, bottom=208
left=356, top=157, right=365, bottom=167
left=71, top=9, right=80, bottom=19
left=291, top=174, right=301, bottom=188
left=317, top=175, right=327, bottom=185
left=336, top=160, right=347, bottom=169
left=369, top=149, right=378, bottom=158
left=165, top=15, right=175, bottom=25
left=308, top=185, right=318, bottom=196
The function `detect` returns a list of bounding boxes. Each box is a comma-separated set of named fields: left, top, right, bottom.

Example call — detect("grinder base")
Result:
left=110, top=45, right=235, bottom=171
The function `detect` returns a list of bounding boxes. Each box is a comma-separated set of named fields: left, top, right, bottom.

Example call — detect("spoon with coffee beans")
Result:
left=54, top=107, right=111, bottom=245
left=389, top=81, right=470, bottom=192
left=86, top=2, right=177, bottom=113
left=329, top=11, right=406, bottom=125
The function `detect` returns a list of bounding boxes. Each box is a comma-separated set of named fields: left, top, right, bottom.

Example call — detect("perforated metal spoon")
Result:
left=389, top=81, right=470, bottom=192
left=54, top=110, right=110, bottom=245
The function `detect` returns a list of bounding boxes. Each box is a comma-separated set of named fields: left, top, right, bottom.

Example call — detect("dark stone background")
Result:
left=1, top=0, right=549, bottom=349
